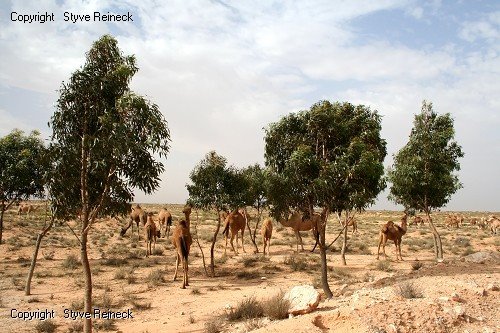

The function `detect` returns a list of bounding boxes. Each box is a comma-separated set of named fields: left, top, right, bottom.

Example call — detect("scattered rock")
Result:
left=284, top=285, right=321, bottom=315
left=463, top=251, right=500, bottom=264
left=486, top=283, right=498, bottom=291
left=451, top=293, right=463, bottom=302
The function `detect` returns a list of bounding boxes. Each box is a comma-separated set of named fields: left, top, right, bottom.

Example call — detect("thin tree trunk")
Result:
left=0, top=207, right=4, bottom=245
left=194, top=210, right=208, bottom=277
left=209, top=210, right=222, bottom=277
left=319, top=210, right=333, bottom=298
left=25, top=217, right=54, bottom=295
left=245, top=212, right=259, bottom=253
left=81, top=231, right=92, bottom=333
left=340, top=220, right=348, bottom=266
left=426, top=211, right=443, bottom=261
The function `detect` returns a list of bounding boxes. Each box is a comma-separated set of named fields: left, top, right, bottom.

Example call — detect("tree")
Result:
left=186, top=151, right=246, bottom=277
left=240, top=164, right=268, bottom=253
left=49, top=35, right=170, bottom=332
left=388, top=100, right=463, bottom=261
left=265, top=101, right=386, bottom=298
left=0, top=129, right=46, bottom=244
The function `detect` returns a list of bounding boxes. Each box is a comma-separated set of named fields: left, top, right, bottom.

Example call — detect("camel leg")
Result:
left=241, top=229, right=246, bottom=253
left=231, top=233, right=237, bottom=254
left=184, top=256, right=189, bottom=287
left=295, top=231, right=304, bottom=252
left=173, top=252, right=180, bottom=281
left=224, top=234, right=229, bottom=255
left=376, top=236, right=382, bottom=260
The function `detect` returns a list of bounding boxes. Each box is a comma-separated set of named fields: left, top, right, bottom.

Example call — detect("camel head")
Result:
left=182, top=205, right=192, bottom=216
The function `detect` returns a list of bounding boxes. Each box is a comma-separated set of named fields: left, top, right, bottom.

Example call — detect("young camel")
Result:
left=145, top=213, right=159, bottom=257
left=376, top=213, right=408, bottom=261
left=222, top=209, right=246, bottom=254
left=120, top=204, right=147, bottom=238
left=261, top=218, right=273, bottom=255
left=157, top=208, right=173, bottom=238
left=172, top=205, right=192, bottom=289
left=278, top=211, right=320, bottom=252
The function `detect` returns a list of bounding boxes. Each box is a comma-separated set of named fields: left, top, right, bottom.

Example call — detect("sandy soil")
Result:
left=0, top=204, right=498, bottom=333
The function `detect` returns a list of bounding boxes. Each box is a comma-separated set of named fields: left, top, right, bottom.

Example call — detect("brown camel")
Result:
left=18, top=203, right=35, bottom=217
left=145, top=213, right=158, bottom=257
left=157, top=208, right=173, bottom=238
left=222, top=209, right=246, bottom=254
left=277, top=211, right=320, bottom=252
left=261, top=218, right=273, bottom=255
left=120, top=204, right=147, bottom=238
left=347, top=216, right=358, bottom=234
left=172, top=205, right=192, bottom=289
left=376, top=213, right=408, bottom=261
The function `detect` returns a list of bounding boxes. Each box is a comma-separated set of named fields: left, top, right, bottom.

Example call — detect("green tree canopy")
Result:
left=48, top=34, right=170, bottom=332
left=388, top=100, right=463, bottom=260
left=0, top=129, right=47, bottom=243
left=265, top=100, right=387, bottom=297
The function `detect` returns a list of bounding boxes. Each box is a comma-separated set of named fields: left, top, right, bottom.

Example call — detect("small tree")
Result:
left=241, top=164, right=268, bottom=252
left=0, top=129, right=46, bottom=244
left=49, top=35, right=170, bottom=332
left=265, top=101, right=386, bottom=297
left=186, top=151, right=246, bottom=277
left=388, top=101, right=463, bottom=261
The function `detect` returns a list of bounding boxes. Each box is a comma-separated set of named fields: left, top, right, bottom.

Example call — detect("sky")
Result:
left=1, top=0, right=499, bottom=212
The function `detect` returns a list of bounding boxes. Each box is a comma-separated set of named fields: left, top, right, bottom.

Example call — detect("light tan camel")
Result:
left=487, top=216, right=499, bottom=234
left=347, top=216, right=358, bottom=234
left=444, top=214, right=460, bottom=228
left=172, top=205, right=192, bottom=289
left=120, top=204, right=147, bottom=238
left=145, top=213, right=158, bottom=257
left=261, top=218, right=273, bottom=255
left=18, top=203, right=35, bottom=216
left=222, top=209, right=246, bottom=254
left=277, top=211, right=320, bottom=252
left=410, top=216, right=425, bottom=227
left=157, top=208, right=173, bottom=238
left=376, top=213, right=408, bottom=261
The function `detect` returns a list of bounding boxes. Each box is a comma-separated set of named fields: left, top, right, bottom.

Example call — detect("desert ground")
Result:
left=0, top=203, right=499, bottom=333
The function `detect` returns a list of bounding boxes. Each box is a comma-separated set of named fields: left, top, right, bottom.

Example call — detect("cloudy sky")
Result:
left=1, top=0, right=499, bottom=211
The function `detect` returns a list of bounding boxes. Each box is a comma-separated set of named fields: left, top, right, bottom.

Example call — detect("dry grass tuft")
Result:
left=35, top=319, right=57, bottom=333
left=261, top=291, right=290, bottom=320
left=227, top=297, right=264, bottom=321
left=395, top=282, right=423, bottom=299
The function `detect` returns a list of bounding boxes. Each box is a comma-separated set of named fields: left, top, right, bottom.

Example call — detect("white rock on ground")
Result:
left=284, top=285, right=321, bottom=315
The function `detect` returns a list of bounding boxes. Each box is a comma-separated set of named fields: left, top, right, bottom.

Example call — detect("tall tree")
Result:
left=241, top=164, right=268, bottom=252
left=265, top=101, right=386, bottom=298
left=0, top=129, right=46, bottom=244
left=388, top=101, right=463, bottom=261
left=49, top=35, right=170, bottom=332
left=186, top=151, right=245, bottom=277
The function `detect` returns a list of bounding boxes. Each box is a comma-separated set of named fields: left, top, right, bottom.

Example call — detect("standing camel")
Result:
left=261, top=218, right=273, bottom=255
left=120, top=204, right=147, bottom=238
left=145, top=213, right=158, bottom=257
left=222, top=209, right=246, bottom=254
left=277, top=212, right=320, bottom=252
left=376, top=213, right=408, bottom=261
left=157, top=208, right=173, bottom=238
left=172, top=205, right=192, bottom=288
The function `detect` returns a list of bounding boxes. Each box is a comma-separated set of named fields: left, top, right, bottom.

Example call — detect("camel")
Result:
left=347, top=216, right=358, bottom=234
left=444, top=214, right=460, bottom=228
left=222, top=209, right=246, bottom=254
left=277, top=211, right=320, bottom=252
left=487, top=216, right=500, bottom=234
left=261, top=218, right=273, bottom=255
left=18, top=203, right=35, bottom=216
left=410, top=216, right=425, bottom=227
left=376, top=213, right=408, bottom=261
left=157, top=208, right=173, bottom=238
left=172, top=205, right=192, bottom=289
left=145, top=213, right=158, bottom=257
left=120, top=204, right=147, bottom=238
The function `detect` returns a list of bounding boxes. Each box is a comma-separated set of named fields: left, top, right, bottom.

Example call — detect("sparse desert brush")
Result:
left=43, top=251, right=55, bottom=260
left=62, top=254, right=80, bottom=269
left=236, top=270, right=259, bottom=280
left=204, top=316, right=225, bottom=333
left=27, top=297, right=40, bottom=303
left=152, top=247, right=164, bottom=255
left=240, top=255, right=270, bottom=267
left=67, top=321, right=83, bottom=333
left=146, top=269, right=165, bottom=287
left=70, top=299, right=84, bottom=311
left=262, top=291, right=290, bottom=320
left=35, top=319, right=57, bottom=333
left=394, top=282, right=423, bottom=299
left=454, top=237, right=471, bottom=247
left=93, top=319, right=116, bottom=331
left=227, top=297, right=264, bottom=321
left=375, top=260, right=392, bottom=272
left=191, top=288, right=201, bottom=295
left=411, top=261, right=424, bottom=271
left=462, top=246, right=475, bottom=256
left=283, top=255, right=308, bottom=271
